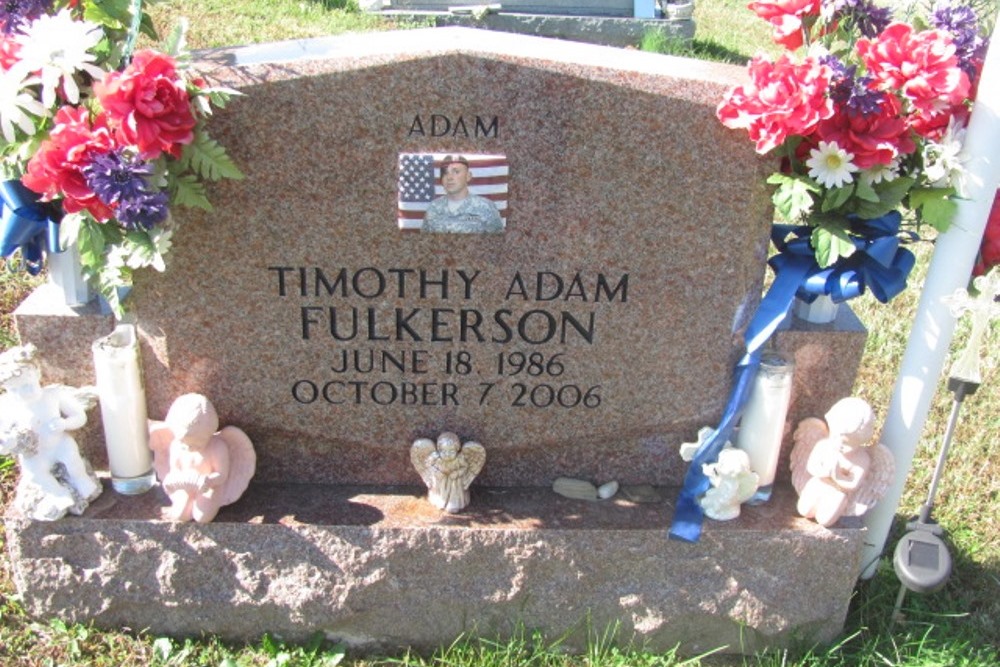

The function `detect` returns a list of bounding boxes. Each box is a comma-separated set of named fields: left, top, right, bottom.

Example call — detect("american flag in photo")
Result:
left=397, top=153, right=509, bottom=230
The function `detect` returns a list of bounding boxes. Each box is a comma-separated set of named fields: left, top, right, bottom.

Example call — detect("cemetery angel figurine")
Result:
left=790, top=397, right=894, bottom=527
left=0, top=344, right=102, bottom=521
left=679, top=427, right=758, bottom=521
left=700, top=448, right=759, bottom=521
left=411, top=432, right=486, bottom=513
left=148, top=393, right=256, bottom=523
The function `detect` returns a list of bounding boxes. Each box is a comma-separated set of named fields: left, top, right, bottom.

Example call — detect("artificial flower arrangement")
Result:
left=0, top=0, right=242, bottom=315
left=717, top=0, right=992, bottom=305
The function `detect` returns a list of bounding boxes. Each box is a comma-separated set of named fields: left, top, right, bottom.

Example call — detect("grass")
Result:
left=3, top=1, right=1000, bottom=665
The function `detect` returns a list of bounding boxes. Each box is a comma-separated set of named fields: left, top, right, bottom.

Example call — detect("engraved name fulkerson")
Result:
left=268, top=266, right=629, bottom=345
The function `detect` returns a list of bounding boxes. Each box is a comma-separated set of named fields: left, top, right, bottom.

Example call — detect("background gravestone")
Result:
left=128, top=27, right=774, bottom=487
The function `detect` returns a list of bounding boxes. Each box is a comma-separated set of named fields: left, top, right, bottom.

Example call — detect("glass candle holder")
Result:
left=735, top=351, right=794, bottom=504
left=92, top=323, right=155, bottom=494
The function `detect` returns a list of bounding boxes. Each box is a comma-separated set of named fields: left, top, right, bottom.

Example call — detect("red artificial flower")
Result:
left=21, top=106, right=116, bottom=221
left=0, top=36, right=20, bottom=71
left=974, top=190, right=1000, bottom=276
left=95, top=49, right=197, bottom=159
left=814, top=94, right=916, bottom=169
left=908, top=100, right=970, bottom=140
left=717, top=53, right=834, bottom=154
left=858, top=23, right=970, bottom=119
left=748, top=0, right=822, bottom=50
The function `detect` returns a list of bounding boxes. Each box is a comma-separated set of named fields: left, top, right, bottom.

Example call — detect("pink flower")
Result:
left=0, top=37, right=19, bottom=71
left=21, top=106, right=116, bottom=222
left=814, top=94, right=915, bottom=169
left=95, top=50, right=197, bottom=159
left=858, top=23, right=971, bottom=118
left=748, top=0, right=822, bottom=50
left=717, top=53, right=834, bottom=154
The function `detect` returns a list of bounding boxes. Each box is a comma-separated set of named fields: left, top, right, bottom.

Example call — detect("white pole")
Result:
left=859, top=13, right=1000, bottom=578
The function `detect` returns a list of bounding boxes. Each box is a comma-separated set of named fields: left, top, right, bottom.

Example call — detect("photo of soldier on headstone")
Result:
left=397, top=153, right=508, bottom=232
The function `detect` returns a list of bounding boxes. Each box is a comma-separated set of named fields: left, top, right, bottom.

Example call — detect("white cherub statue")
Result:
left=790, top=397, right=894, bottom=527
left=0, top=344, right=102, bottom=521
left=679, top=426, right=759, bottom=521
left=411, top=432, right=486, bottom=513
left=148, top=393, right=256, bottom=523
left=701, top=448, right=760, bottom=521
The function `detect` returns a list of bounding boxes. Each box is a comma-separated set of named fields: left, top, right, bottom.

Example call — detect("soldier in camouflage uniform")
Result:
left=423, top=156, right=503, bottom=234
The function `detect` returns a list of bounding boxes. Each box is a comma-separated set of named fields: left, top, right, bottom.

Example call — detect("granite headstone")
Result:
left=122, top=27, right=775, bottom=488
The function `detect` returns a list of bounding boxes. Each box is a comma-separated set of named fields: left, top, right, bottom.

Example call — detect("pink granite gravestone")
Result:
left=9, top=28, right=869, bottom=652
left=124, top=27, right=777, bottom=487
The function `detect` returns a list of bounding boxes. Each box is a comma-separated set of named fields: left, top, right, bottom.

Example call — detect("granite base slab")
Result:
left=6, top=482, right=863, bottom=655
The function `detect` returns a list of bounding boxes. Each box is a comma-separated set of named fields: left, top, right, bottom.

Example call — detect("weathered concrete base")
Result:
left=380, top=11, right=695, bottom=49
left=6, top=482, right=863, bottom=655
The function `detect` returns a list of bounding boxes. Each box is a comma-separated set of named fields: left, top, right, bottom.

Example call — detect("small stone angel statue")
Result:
left=700, top=448, right=760, bottom=521
left=0, top=344, right=102, bottom=521
left=790, top=397, right=895, bottom=527
left=411, top=432, right=486, bottom=513
left=148, top=393, right=256, bottom=523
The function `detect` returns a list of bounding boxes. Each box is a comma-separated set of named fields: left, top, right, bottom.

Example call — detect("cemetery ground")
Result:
left=1, top=0, right=999, bottom=664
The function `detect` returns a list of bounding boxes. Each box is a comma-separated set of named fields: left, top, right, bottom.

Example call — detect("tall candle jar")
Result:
left=735, top=351, right=794, bottom=504
left=92, top=323, right=155, bottom=494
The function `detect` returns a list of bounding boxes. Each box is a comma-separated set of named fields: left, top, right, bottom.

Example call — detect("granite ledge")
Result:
left=29, top=479, right=862, bottom=536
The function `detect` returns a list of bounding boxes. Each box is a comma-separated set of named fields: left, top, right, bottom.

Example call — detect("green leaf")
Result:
left=162, top=18, right=189, bottom=59
left=82, top=0, right=131, bottom=30
left=184, top=132, right=245, bottom=181
left=76, top=217, right=108, bottom=274
left=854, top=179, right=880, bottom=203
left=821, top=183, right=854, bottom=212
left=852, top=176, right=915, bottom=218
left=768, top=173, right=817, bottom=222
left=812, top=223, right=856, bottom=268
left=170, top=174, right=213, bottom=211
left=909, top=186, right=958, bottom=231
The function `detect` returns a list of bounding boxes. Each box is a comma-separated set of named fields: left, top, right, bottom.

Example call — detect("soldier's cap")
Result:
left=439, top=155, right=469, bottom=177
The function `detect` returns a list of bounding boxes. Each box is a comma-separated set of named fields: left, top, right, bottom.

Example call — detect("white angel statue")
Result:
left=149, top=393, right=256, bottom=523
left=701, top=448, right=760, bottom=521
left=411, top=432, right=486, bottom=513
left=790, top=397, right=894, bottom=527
left=0, top=344, right=102, bottom=521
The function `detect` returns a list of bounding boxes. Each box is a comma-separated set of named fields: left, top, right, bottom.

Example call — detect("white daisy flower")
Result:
left=0, top=68, right=46, bottom=143
left=806, top=141, right=859, bottom=189
left=13, top=9, right=105, bottom=108
left=860, top=159, right=901, bottom=186
left=923, top=120, right=967, bottom=193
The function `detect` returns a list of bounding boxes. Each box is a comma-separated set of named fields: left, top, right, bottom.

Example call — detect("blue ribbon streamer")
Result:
left=669, top=210, right=916, bottom=542
left=1, top=179, right=61, bottom=275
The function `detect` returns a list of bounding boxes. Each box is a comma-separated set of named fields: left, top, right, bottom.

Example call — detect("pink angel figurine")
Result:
left=149, top=394, right=256, bottom=523
left=790, top=397, right=894, bottom=527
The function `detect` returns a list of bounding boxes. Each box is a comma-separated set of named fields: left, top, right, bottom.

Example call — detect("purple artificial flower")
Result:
left=824, top=0, right=892, bottom=38
left=0, top=0, right=52, bottom=35
left=931, top=1, right=986, bottom=79
left=821, top=55, right=885, bottom=116
left=114, top=191, right=170, bottom=230
left=83, top=149, right=169, bottom=230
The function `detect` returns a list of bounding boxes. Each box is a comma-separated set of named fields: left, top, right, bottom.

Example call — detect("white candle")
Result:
left=860, top=11, right=1000, bottom=579
left=92, top=323, right=155, bottom=495
left=735, top=351, right=794, bottom=503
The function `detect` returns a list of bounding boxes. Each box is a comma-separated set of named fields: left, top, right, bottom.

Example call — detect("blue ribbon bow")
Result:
left=770, top=211, right=915, bottom=305
left=669, top=211, right=916, bottom=542
left=1, top=179, right=61, bottom=275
